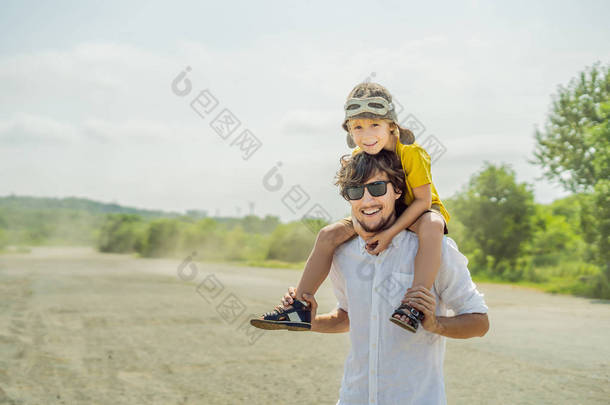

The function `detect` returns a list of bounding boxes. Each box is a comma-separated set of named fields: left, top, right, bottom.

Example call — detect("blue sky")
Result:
left=1, top=0, right=609, bottom=220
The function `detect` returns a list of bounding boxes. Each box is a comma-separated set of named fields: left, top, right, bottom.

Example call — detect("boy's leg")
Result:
left=409, top=211, right=445, bottom=290
left=294, top=218, right=357, bottom=302
left=392, top=211, right=445, bottom=324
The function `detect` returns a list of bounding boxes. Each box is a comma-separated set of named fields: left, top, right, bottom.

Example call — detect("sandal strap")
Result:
left=262, top=306, right=288, bottom=321
left=393, top=308, right=411, bottom=318
left=262, top=300, right=311, bottom=323
left=393, top=303, right=424, bottom=321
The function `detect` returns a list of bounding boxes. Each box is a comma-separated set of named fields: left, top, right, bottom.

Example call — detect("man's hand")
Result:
left=402, top=286, right=441, bottom=334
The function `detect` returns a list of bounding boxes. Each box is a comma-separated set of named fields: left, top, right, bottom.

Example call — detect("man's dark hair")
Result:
left=334, top=150, right=407, bottom=215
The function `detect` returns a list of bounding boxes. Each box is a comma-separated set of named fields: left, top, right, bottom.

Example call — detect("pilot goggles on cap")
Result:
left=344, top=96, right=395, bottom=118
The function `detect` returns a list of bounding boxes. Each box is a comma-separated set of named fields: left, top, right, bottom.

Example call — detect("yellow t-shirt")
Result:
left=352, top=139, right=451, bottom=224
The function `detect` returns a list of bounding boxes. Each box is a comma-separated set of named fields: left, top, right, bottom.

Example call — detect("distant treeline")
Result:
left=92, top=162, right=607, bottom=298
left=95, top=213, right=326, bottom=264
left=0, top=175, right=606, bottom=299
left=0, top=195, right=183, bottom=246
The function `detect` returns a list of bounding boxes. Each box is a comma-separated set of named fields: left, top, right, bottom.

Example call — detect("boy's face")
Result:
left=348, top=118, right=393, bottom=154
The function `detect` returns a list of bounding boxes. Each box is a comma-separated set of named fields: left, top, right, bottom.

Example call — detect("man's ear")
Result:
left=392, top=185, right=402, bottom=200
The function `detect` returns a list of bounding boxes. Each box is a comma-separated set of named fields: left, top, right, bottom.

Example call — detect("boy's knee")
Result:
left=418, top=213, right=445, bottom=238
left=318, top=221, right=354, bottom=246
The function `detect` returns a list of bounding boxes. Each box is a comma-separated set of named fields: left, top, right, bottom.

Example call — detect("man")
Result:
left=281, top=150, right=489, bottom=404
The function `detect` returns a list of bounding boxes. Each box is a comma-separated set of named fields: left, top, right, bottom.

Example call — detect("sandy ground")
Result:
left=0, top=247, right=608, bottom=405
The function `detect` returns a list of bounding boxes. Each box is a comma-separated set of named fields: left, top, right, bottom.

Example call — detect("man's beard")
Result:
left=358, top=210, right=396, bottom=233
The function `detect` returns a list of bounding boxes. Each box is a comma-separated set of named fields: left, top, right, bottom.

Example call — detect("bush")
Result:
left=178, top=218, right=223, bottom=258
left=137, top=218, right=184, bottom=258
left=266, top=223, right=316, bottom=262
left=97, top=214, right=145, bottom=253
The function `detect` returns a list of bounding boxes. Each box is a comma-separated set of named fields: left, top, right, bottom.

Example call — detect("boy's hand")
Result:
left=300, top=293, right=318, bottom=326
left=365, top=228, right=393, bottom=255
left=401, top=286, right=440, bottom=334
left=281, top=286, right=298, bottom=308
left=281, top=287, right=318, bottom=330
left=352, top=217, right=371, bottom=239
left=281, top=286, right=314, bottom=316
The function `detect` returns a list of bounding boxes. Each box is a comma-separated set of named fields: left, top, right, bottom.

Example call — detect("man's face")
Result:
left=349, top=170, right=402, bottom=233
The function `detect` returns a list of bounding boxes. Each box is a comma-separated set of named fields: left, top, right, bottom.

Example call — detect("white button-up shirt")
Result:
left=329, top=230, right=488, bottom=405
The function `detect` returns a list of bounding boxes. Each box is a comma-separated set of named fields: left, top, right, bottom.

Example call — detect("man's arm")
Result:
left=432, top=313, right=489, bottom=338
left=282, top=289, right=349, bottom=334
left=300, top=292, right=349, bottom=333
left=404, top=286, right=489, bottom=339
left=312, top=307, right=350, bottom=334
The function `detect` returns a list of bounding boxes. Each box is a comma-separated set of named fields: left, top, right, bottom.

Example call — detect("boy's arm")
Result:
left=363, top=183, right=432, bottom=255
left=385, top=183, right=432, bottom=237
left=383, top=141, right=435, bottom=239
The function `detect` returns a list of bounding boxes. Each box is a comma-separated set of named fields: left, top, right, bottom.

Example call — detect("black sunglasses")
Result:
left=344, top=181, right=391, bottom=200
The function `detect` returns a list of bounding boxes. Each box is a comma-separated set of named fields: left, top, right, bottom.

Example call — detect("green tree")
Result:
left=580, top=104, right=610, bottom=274
left=453, top=163, right=535, bottom=279
left=529, top=205, right=583, bottom=267
left=532, top=63, right=610, bottom=292
left=593, top=178, right=610, bottom=291
left=532, top=62, right=610, bottom=192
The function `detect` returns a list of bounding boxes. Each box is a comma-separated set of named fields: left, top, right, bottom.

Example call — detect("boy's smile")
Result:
left=348, top=118, right=394, bottom=154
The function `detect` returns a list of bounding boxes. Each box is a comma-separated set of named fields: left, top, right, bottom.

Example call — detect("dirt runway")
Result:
left=0, top=247, right=608, bottom=404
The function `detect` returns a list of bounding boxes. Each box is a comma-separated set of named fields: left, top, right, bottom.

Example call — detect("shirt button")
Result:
left=372, top=315, right=377, bottom=320
left=372, top=343, right=376, bottom=348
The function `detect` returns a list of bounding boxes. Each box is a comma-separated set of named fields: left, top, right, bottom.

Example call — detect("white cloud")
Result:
left=0, top=28, right=606, bottom=217
left=0, top=113, right=79, bottom=144
left=80, top=119, right=201, bottom=143
left=278, top=109, right=340, bottom=135
left=0, top=114, right=202, bottom=145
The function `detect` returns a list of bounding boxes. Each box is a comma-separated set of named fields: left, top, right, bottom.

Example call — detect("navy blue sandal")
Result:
left=389, top=303, right=425, bottom=333
left=250, top=299, right=312, bottom=331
